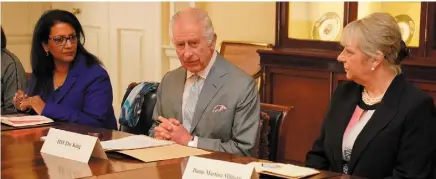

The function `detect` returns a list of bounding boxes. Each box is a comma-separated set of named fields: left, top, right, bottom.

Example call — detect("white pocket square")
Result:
left=212, top=105, right=227, bottom=112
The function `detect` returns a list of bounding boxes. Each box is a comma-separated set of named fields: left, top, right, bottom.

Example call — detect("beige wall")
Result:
left=1, top=2, right=52, bottom=72
left=203, top=2, right=276, bottom=50
left=161, top=2, right=170, bottom=76
left=2, top=2, right=277, bottom=74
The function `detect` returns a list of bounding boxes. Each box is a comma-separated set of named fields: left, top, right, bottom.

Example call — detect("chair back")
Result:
left=119, top=82, right=159, bottom=135
left=219, top=41, right=272, bottom=77
left=220, top=41, right=272, bottom=92
left=25, top=72, right=31, bottom=80
left=255, top=103, right=292, bottom=162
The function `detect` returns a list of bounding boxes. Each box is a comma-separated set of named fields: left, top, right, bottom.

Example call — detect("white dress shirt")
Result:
left=183, top=51, right=217, bottom=147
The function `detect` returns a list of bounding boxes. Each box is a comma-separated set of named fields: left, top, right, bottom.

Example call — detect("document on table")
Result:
left=101, top=135, right=174, bottom=151
left=118, top=144, right=211, bottom=163
left=248, top=162, right=320, bottom=179
left=1, top=115, right=54, bottom=127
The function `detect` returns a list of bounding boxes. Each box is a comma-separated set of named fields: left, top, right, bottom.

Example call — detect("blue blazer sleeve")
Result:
left=41, top=69, right=116, bottom=129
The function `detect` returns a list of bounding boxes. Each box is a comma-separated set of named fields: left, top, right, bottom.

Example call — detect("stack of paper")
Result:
left=99, top=135, right=211, bottom=162
left=118, top=144, right=211, bottom=162
left=101, top=135, right=174, bottom=151
left=1, top=115, right=54, bottom=127
left=248, top=162, right=320, bottom=178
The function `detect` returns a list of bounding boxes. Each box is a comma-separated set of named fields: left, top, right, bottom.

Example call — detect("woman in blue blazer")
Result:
left=13, top=9, right=117, bottom=130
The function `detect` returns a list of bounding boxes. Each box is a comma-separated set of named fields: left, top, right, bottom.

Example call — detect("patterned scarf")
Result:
left=119, top=82, right=159, bottom=128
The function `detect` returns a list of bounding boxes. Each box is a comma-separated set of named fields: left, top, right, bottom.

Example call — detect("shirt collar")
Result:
left=186, top=50, right=217, bottom=80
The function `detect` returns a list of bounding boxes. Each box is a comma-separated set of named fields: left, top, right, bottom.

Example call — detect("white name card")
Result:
left=40, top=128, right=108, bottom=163
left=183, top=156, right=256, bottom=179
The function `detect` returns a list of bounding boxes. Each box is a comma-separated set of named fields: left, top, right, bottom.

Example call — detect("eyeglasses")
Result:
left=48, top=34, right=78, bottom=46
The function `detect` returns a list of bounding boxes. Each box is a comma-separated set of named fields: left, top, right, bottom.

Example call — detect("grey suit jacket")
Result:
left=149, top=53, right=260, bottom=156
left=1, top=48, right=27, bottom=112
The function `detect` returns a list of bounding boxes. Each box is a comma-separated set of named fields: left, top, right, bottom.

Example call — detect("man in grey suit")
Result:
left=149, top=7, right=260, bottom=156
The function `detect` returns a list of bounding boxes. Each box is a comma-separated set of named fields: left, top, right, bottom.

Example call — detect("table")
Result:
left=1, top=122, right=64, bottom=132
left=1, top=122, right=363, bottom=179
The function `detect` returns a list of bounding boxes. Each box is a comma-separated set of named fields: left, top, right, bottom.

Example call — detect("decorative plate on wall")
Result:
left=312, top=12, right=342, bottom=41
left=394, top=14, right=415, bottom=45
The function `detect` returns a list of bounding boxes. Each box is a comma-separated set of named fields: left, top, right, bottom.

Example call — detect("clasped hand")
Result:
left=154, top=116, right=193, bottom=145
left=13, top=90, right=46, bottom=115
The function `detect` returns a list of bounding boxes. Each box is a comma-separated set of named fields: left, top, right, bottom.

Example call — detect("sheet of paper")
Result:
left=101, top=135, right=174, bottom=151
left=1, top=115, right=54, bottom=127
left=118, top=144, right=211, bottom=163
left=248, top=162, right=320, bottom=179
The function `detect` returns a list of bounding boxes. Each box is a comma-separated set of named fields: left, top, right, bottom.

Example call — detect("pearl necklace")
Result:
left=362, top=88, right=384, bottom=105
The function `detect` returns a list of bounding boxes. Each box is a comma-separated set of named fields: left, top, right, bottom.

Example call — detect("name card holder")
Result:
left=183, top=156, right=256, bottom=179
left=40, top=128, right=108, bottom=163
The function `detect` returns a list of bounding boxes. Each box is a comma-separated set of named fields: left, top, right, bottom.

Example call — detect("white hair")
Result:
left=169, top=8, right=215, bottom=44
left=341, top=13, right=403, bottom=74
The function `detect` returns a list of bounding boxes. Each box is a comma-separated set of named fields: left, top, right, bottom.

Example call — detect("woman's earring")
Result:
left=371, top=67, right=375, bottom=71
left=46, top=52, right=49, bottom=56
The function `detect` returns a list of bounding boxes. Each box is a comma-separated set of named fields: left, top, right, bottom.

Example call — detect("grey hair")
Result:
left=341, top=12, right=403, bottom=74
left=169, top=8, right=215, bottom=44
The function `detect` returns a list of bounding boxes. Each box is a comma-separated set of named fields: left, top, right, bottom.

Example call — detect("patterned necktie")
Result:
left=183, top=74, right=204, bottom=132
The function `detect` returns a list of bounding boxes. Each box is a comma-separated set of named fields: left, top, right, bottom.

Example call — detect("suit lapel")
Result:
left=174, top=68, right=187, bottom=123
left=347, top=75, right=405, bottom=173
left=55, top=55, right=86, bottom=103
left=189, top=56, right=228, bottom=133
left=329, top=84, right=361, bottom=171
left=55, top=74, right=77, bottom=103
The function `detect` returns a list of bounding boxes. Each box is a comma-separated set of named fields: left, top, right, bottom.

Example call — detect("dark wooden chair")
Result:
left=25, top=72, right=31, bottom=80
left=253, top=103, right=292, bottom=162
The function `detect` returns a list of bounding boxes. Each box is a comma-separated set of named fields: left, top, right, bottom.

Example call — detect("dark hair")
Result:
left=395, top=40, right=409, bottom=64
left=30, top=9, right=102, bottom=95
left=1, top=27, right=6, bottom=49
